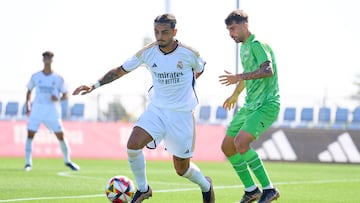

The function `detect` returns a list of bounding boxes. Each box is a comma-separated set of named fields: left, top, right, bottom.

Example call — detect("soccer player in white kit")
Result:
left=24, top=51, right=79, bottom=172
left=72, top=14, right=215, bottom=203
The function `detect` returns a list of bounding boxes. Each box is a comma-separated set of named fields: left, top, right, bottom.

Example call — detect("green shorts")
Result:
left=226, top=101, right=280, bottom=139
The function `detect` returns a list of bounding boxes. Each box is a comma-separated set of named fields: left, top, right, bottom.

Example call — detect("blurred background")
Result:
left=0, top=0, right=359, bottom=124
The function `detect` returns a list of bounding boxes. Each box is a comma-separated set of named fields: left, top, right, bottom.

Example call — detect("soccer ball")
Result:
left=105, top=175, right=136, bottom=203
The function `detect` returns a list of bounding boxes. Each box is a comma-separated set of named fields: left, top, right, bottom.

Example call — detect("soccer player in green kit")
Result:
left=219, top=10, right=280, bottom=203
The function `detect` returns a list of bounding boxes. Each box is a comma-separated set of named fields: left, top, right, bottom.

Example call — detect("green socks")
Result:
left=227, top=153, right=255, bottom=189
left=228, top=148, right=273, bottom=189
left=242, top=148, right=272, bottom=188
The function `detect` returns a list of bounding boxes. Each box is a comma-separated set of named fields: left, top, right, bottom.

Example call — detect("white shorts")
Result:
left=27, top=113, right=64, bottom=133
left=135, top=104, right=196, bottom=158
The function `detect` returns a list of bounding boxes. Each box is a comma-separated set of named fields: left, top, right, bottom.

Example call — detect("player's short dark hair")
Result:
left=154, top=14, right=177, bottom=29
left=42, top=51, right=54, bottom=57
left=225, top=10, right=248, bottom=25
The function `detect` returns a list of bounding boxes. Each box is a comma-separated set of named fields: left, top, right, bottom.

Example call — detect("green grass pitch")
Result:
left=0, top=157, right=359, bottom=202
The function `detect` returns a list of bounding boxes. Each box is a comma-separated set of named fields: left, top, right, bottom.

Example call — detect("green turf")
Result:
left=0, top=157, right=359, bottom=202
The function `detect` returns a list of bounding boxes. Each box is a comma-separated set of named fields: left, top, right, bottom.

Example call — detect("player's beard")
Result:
left=233, top=37, right=242, bottom=43
left=158, top=38, right=175, bottom=48
left=158, top=41, right=168, bottom=48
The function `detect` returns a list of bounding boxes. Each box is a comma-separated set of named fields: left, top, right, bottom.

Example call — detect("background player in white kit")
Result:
left=24, top=51, right=79, bottom=172
left=72, top=14, right=215, bottom=203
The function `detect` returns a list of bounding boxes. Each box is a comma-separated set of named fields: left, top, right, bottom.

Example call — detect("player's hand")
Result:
left=51, top=95, right=59, bottom=101
left=72, top=85, right=95, bottom=95
left=223, top=95, right=238, bottom=110
left=219, top=70, right=240, bottom=86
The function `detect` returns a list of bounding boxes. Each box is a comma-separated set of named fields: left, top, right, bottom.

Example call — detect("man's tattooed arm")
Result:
left=236, top=61, right=274, bottom=80
left=98, top=66, right=129, bottom=86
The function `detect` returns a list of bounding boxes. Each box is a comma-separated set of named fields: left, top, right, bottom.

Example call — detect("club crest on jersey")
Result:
left=176, top=61, right=183, bottom=69
left=244, top=50, right=250, bottom=58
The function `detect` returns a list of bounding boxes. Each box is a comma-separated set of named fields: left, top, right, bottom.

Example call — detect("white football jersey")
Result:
left=122, top=41, right=205, bottom=111
left=26, top=71, right=67, bottom=118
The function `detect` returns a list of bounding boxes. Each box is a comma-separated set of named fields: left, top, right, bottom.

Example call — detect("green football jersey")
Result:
left=240, top=34, right=280, bottom=109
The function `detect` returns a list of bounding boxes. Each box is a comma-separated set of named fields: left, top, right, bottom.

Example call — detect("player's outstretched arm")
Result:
left=219, top=70, right=241, bottom=86
left=219, top=61, right=273, bottom=86
left=72, top=84, right=94, bottom=95
left=72, top=66, right=129, bottom=95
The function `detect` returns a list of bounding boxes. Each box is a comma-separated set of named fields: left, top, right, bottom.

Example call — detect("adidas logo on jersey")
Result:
left=152, top=63, right=158, bottom=68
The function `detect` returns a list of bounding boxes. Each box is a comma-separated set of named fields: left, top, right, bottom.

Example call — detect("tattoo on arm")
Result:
left=238, top=61, right=273, bottom=80
left=260, top=61, right=273, bottom=75
left=99, top=66, right=127, bottom=85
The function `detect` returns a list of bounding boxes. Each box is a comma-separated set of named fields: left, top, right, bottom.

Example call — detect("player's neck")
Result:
left=159, top=40, right=178, bottom=54
left=243, top=31, right=252, bottom=43
left=42, top=65, right=53, bottom=75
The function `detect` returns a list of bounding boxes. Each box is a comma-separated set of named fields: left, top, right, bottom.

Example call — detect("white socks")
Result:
left=182, top=162, right=210, bottom=192
left=25, top=138, right=33, bottom=165
left=245, top=185, right=258, bottom=192
left=127, top=149, right=210, bottom=193
left=60, top=140, right=71, bottom=163
left=127, top=149, right=148, bottom=192
left=25, top=138, right=71, bottom=165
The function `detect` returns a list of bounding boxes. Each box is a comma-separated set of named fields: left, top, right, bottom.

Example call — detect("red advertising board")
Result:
left=0, top=121, right=226, bottom=161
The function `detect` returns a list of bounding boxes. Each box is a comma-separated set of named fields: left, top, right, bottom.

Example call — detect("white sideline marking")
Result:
left=0, top=194, right=104, bottom=202
left=57, top=171, right=105, bottom=180
left=1, top=173, right=359, bottom=202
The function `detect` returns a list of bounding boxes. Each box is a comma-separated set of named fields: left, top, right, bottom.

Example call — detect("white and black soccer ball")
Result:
left=105, top=175, right=136, bottom=203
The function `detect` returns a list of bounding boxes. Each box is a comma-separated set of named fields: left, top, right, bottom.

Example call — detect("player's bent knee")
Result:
left=221, top=140, right=237, bottom=157
left=175, top=168, right=187, bottom=176
left=236, top=145, right=250, bottom=155
left=127, top=148, right=142, bottom=157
